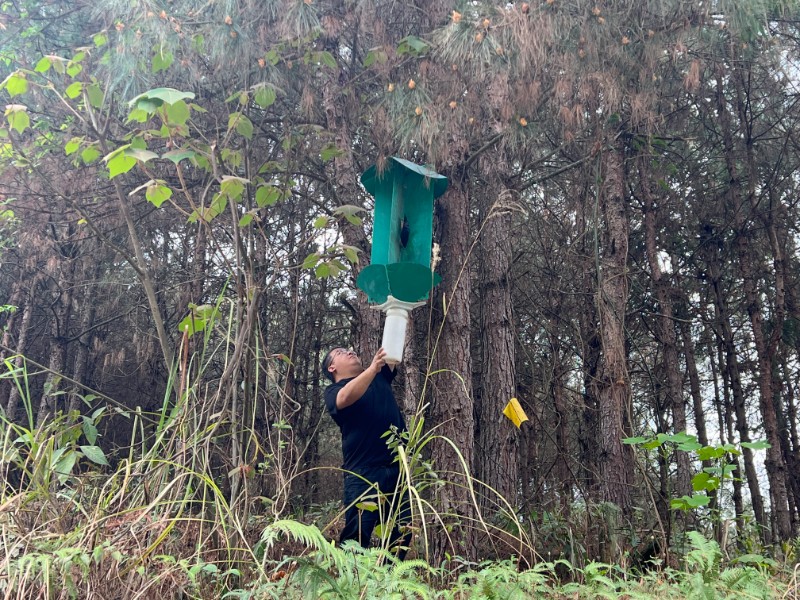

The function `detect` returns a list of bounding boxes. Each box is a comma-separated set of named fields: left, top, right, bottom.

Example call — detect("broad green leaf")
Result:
left=65, top=137, right=82, bottom=155
left=320, top=144, right=343, bottom=162
left=315, top=51, right=337, bottom=68
left=302, top=252, right=320, bottom=269
left=4, top=72, right=28, bottom=97
left=315, top=263, right=331, bottom=278
left=732, top=554, right=779, bottom=567
left=152, top=49, right=174, bottom=73
left=740, top=440, right=771, bottom=450
left=106, top=152, right=137, bottom=178
left=65, top=82, right=83, bottom=99
left=82, top=417, right=98, bottom=445
left=87, top=84, right=104, bottom=108
left=254, top=85, right=276, bottom=108
left=52, top=58, right=66, bottom=74
left=668, top=432, right=697, bottom=444
left=238, top=213, right=254, bottom=227
left=67, top=61, right=83, bottom=78
left=125, top=147, right=158, bottom=162
left=162, top=148, right=196, bottom=163
left=146, top=184, right=173, bottom=207
left=127, top=108, right=150, bottom=123
left=178, top=315, right=206, bottom=334
left=343, top=246, right=360, bottom=264
left=622, top=436, right=648, bottom=445
left=81, top=145, right=100, bottom=164
left=697, top=446, right=725, bottom=461
left=265, top=49, right=280, bottom=65
left=220, top=176, right=248, bottom=199
left=236, top=114, right=253, bottom=139
left=333, top=204, right=365, bottom=220
left=5, top=106, right=30, bottom=134
left=220, top=148, right=242, bottom=169
left=670, top=494, right=710, bottom=510
left=228, top=112, right=253, bottom=140
left=685, top=494, right=710, bottom=507
left=396, top=35, right=430, bottom=56
left=255, top=185, right=281, bottom=207
left=356, top=501, right=378, bottom=512
left=34, top=56, right=52, bottom=73
left=129, top=87, right=195, bottom=108
left=93, top=32, right=108, bottom=47
left=692, top=472, right=720, bottom=492
left=677, top=441, right=702, bottom=452
left=313, top=215, right=329, bottom=228
left=80, top=445, right=109, bottom=466
left=363, top=48, right=388, bottom=68
left=134, top=99, right=159, bottom=115
left=208, top=193, right=228, bottom=220
left=165, top=100, right=190, bottom=125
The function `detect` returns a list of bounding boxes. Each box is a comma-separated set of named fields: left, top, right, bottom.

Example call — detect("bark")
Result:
left=716, top=69, right=792, bottom=541
left=575, top=186, right=602, bottom=555
left=708, top=261, right=769, bottom=543
left=594, top=139, right=634, bottom=519
left=675, top=293, right=709, bottom=450
left=428, top=177, right=476, bottom=560
left=476, top=183, right=518, bottom=512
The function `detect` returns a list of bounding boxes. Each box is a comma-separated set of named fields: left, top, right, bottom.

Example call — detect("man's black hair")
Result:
left=321, top=348, right=337, bottom=382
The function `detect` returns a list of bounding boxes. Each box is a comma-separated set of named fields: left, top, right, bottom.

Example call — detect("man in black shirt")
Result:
left=322, top=346, right=411, bottom=558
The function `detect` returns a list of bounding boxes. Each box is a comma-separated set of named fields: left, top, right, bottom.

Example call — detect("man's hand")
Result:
left=368, top=348, right=387, bottom=374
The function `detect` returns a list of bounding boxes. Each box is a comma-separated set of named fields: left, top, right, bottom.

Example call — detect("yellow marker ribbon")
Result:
left=502, top=397, right=528, bottom=429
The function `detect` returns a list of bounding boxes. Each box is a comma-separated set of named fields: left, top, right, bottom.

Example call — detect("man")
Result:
left=322, top=346, right=411, bottom=558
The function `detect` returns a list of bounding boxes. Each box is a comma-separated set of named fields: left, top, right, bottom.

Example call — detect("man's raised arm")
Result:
left=336, top=348, right=388, bottom=409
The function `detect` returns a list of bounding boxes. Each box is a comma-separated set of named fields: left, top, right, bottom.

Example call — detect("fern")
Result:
left=717, top=566, right=772, bottom=599
left=259, top=519, right=348, bottom=572
left=685, top=531, right=722, bottom=582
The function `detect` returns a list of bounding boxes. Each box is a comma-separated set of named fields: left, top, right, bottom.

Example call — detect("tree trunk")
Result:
left=594, top=139, right=634, bottom=521
left=716, top=69, right=792, bottom=541
left=708, top=263, right=769, bottom=543
left=476, top=183, right=518, bottom=513
left=428, top=177, right=476, bottom=560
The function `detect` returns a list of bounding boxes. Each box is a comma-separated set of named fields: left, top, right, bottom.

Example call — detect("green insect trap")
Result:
left=356, top=157, right=447, bottom=364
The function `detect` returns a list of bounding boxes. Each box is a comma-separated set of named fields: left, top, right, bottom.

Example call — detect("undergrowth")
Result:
left=0, top=345, right=797, bottom=599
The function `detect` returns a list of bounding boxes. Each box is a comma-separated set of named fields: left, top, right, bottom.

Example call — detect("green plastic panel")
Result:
left=357, top=263, right=442, bottom=304
left=360, top=157, right=447, bottom=268
left=358, top=157, right=447, bottom=304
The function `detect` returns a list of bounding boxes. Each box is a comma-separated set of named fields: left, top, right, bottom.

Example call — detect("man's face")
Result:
left=327, top=348, right=360, bottom=377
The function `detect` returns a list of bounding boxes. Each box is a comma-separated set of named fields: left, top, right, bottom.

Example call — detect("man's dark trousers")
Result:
left=341, top=465, right=411, bottom=559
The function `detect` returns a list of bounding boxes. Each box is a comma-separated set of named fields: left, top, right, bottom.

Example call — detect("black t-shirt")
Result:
left=324, top=366, right=406, bottom=472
